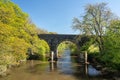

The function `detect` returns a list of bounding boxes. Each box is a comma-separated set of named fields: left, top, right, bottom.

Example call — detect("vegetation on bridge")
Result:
left=72, top=3, right=120, bottom=70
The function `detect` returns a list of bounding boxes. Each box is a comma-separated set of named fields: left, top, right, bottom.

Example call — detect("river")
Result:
left=0, top=49, right=110, bottom=80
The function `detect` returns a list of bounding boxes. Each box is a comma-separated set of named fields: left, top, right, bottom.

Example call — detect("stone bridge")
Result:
left=38, top=34, right=89, bottom=61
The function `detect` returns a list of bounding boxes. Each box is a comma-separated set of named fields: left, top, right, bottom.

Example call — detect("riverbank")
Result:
left=0, top=49, right=113, bottom=80
left=88, top=57, right=120, bottom=80
left=71, top=53, right=120, bottom=80
left=1, top=52, right=120, bottom=80
left=0, top=60, right=24, bottom=77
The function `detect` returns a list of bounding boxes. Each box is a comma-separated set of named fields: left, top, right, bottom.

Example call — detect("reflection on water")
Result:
left=88, top=65, right=101, bottom=76
left=49, top=50, right=101, bottom=77
left=49, top=62, right=57, bottom=71
left=0, top=49, right=106, bottom=80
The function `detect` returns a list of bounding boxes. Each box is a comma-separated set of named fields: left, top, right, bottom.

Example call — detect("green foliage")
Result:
left=0, top=53, right=16, bottom=66
left=90, top=20, right=120, bottom=70
left=36, top=28, right=48, bottom=34
left=49, top=32, right=57, bottom=34
left=88, top=44, right=99, bottom=53
left=72, top=3, right=120, bottom=70
left=9, top=37, right=30, bottom=61
left=80, top=37, right=95, bottom=51
left=57, top=41, right=78, bottom=55
left=101, top=20, right=120, bottom=70
left=0, top=0, right=50, bottom=72
left=72, top=3, right=115, bottom=54
left=72, top=2, right=120, bottom=70
left=57, top=41, right=69, bottom=53
left=69, top=44, right=79, bottom=55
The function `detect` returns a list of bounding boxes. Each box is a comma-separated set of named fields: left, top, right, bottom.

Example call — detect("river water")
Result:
left=0, top=49, right=109, bottom=80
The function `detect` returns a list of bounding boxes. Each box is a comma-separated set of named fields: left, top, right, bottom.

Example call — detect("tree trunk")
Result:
left=96, top=36, right=104, bottom=54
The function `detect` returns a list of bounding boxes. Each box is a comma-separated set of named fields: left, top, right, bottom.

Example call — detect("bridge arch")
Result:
left=38, top=34, right=90, bottom=61
left=56, top=39, right=78, bottom=49
left=38, top=34, right=79, bottom=51
left=57, top=40, right=78, bottom=53
left=56, top=39, right=78, bottom=47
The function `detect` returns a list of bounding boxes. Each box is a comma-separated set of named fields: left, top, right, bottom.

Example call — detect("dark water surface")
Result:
left=0, top=50, right=109, bottom=80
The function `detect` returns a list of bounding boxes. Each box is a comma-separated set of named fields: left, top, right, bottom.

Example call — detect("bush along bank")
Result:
left=0, top=0, right=50, bottom=76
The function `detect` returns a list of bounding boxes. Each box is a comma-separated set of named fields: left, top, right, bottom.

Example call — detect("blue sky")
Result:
left=11, top=0, right=120, bottom=34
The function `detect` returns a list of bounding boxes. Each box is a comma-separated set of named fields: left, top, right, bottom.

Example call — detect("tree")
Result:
left=72, top=3, right=115, bottom=53
left=0, top=0, right=50, bottom=67
left=49, top=32, right=57, bottom=34
left=102, top=20, right=120, bottom=69
left=36, top=28, right=48, bottom=34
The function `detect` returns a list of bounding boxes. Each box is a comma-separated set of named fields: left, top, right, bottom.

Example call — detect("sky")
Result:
left=11, top=0, right=120, bottom=34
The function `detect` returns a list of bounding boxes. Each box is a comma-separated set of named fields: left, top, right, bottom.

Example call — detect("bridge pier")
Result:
left=50, top=51, right=54, bottom=62
left=53, top=50, right=58, bottom=61
left=49, top=50, right=58, bottom=62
